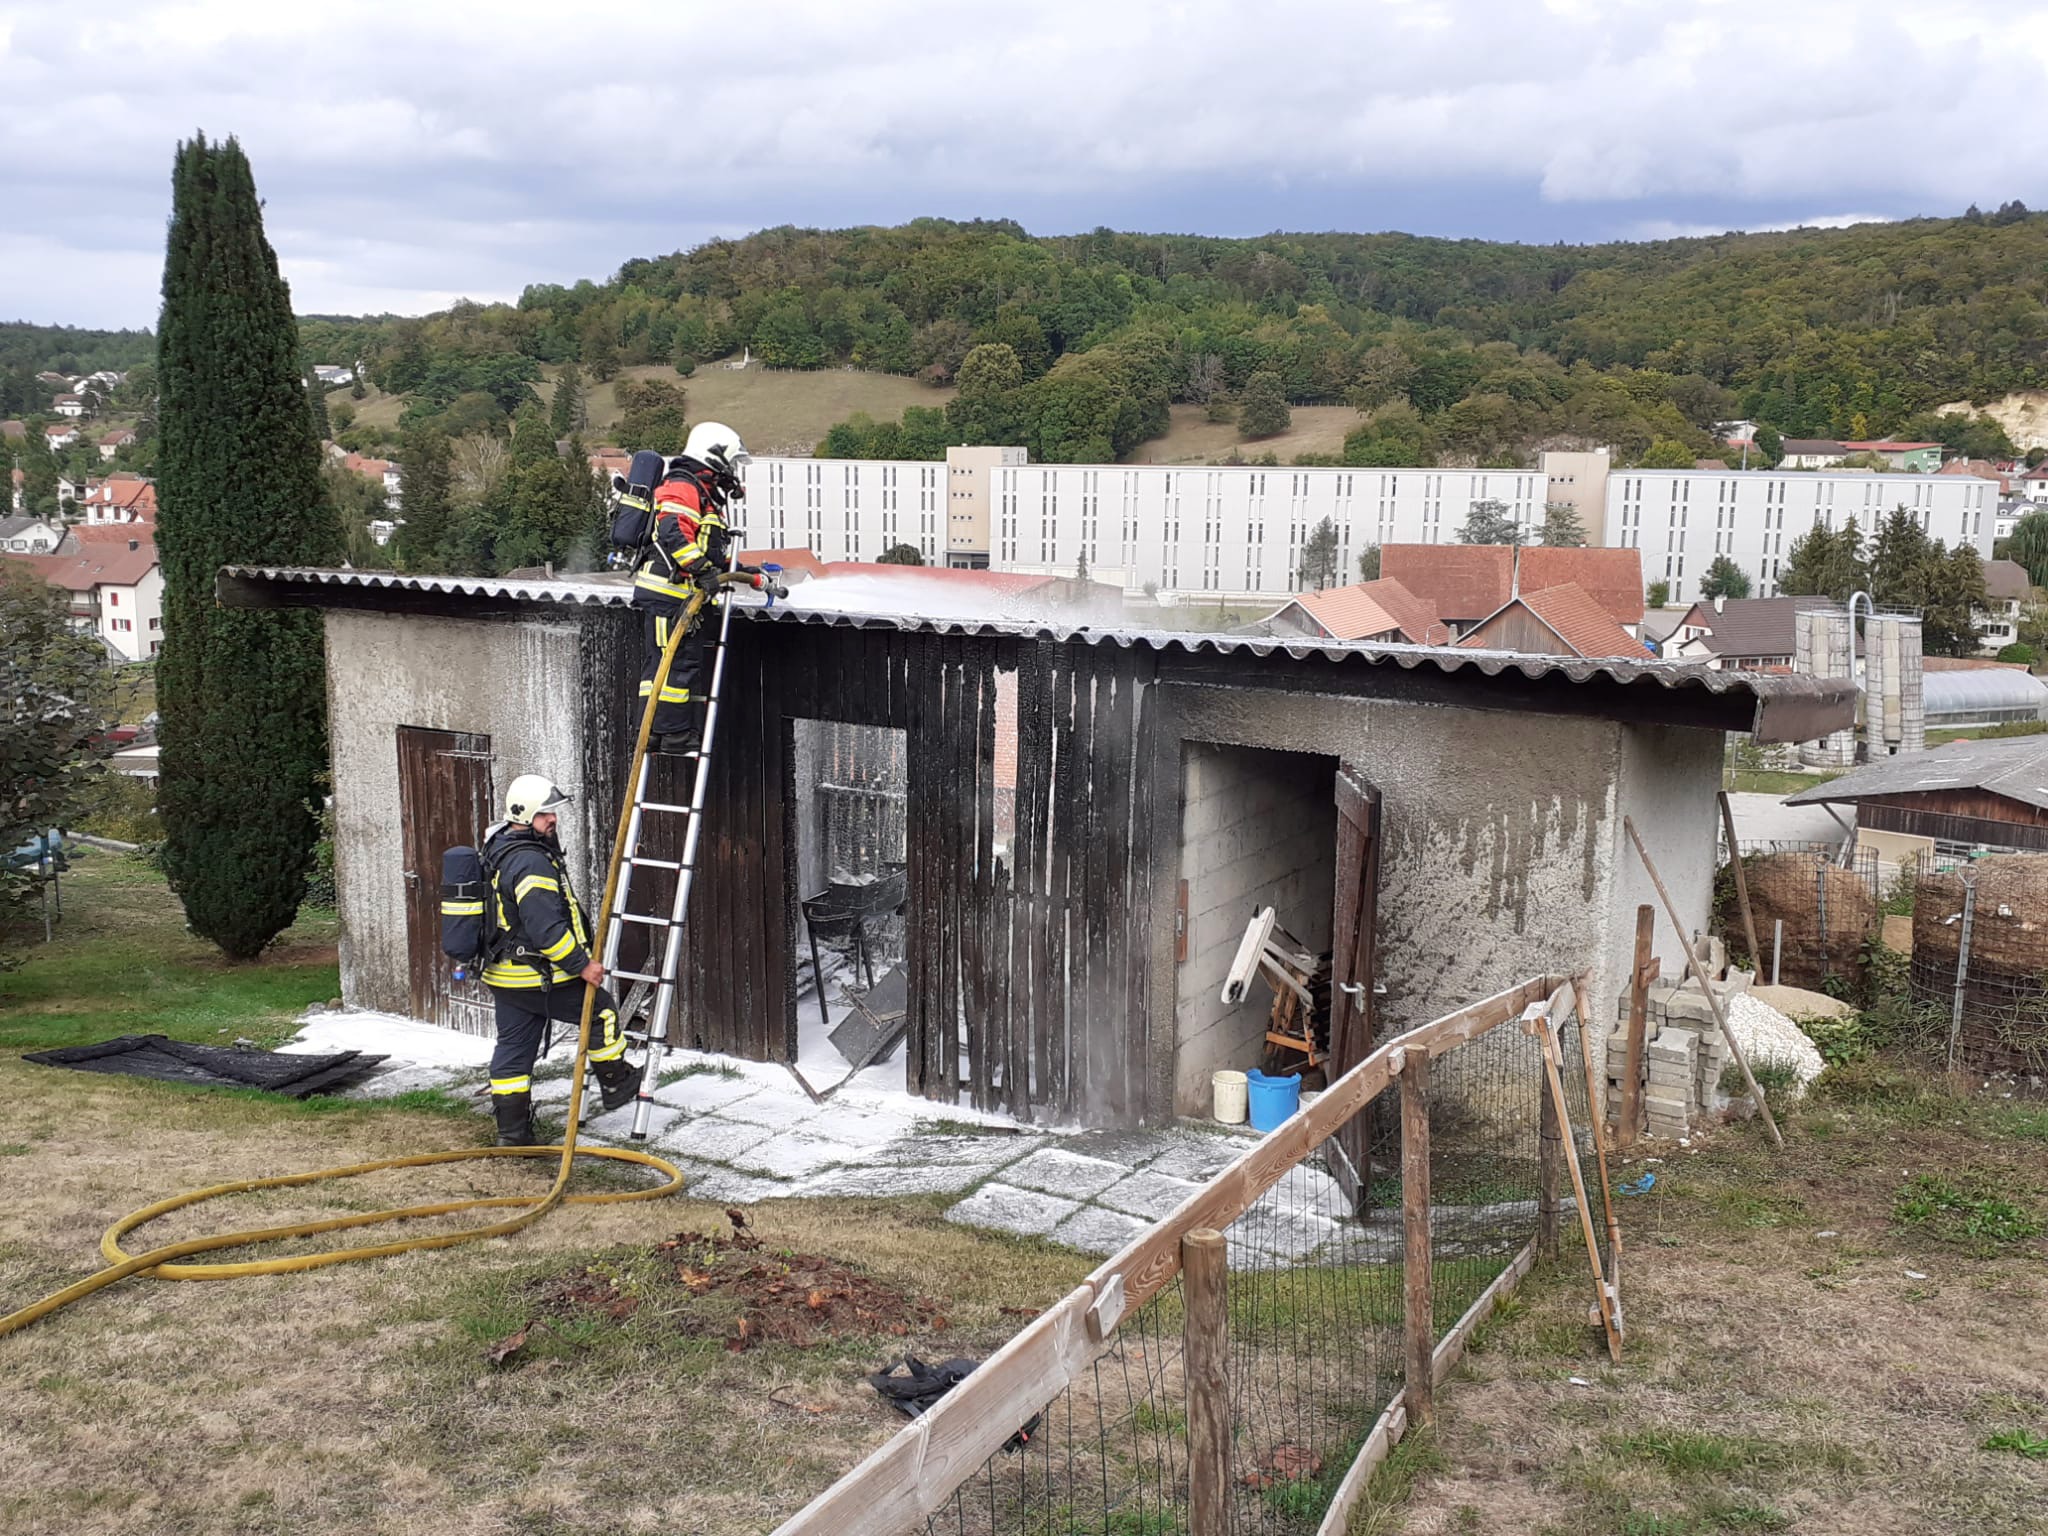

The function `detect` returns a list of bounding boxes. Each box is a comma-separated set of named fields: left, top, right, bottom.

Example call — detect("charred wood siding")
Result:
left=654, top=622, right=1158, bottom=1123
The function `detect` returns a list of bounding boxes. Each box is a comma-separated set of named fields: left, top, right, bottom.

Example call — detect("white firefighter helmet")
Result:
left=504, top=774, right=572, bottom=824
left=681, top=420, right=750, bottom=474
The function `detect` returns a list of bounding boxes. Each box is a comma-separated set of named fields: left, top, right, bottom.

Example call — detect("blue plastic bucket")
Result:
left=1245, top=1069, right=1301, bottom=1133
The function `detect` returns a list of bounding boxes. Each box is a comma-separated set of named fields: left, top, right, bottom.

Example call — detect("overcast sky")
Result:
left=5, top=0, right=2044, bottom=330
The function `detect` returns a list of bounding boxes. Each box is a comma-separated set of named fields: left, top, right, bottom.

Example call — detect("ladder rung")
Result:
left=637, top=801, right=699, bottom=815
left=610, top=968, right=663, bottom=984
left=611, top=911, right=673, bottom=928
left=626, top=855, right=682, bottom=871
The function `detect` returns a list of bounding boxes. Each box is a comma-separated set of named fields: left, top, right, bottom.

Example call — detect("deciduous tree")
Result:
left=1539, top=501, right=1587, bottom=547
left=1458, top=498, right=1524, bottom=546
left=1298, top=516, right=1339, bottom=589
left=1237, top=370, right=1292, bottom=439
left=1698, top=554, right=1751, bottom=600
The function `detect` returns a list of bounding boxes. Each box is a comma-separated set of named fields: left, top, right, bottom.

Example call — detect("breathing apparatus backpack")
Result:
left=606, top=448, right=671, bottom=570
left=439, top=844, right=505, bottom=981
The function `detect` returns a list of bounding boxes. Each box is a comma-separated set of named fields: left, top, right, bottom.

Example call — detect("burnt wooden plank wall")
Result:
left=634, top=618, right=1159, bottom=1124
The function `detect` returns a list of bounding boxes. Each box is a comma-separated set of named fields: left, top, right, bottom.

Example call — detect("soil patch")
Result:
left=495, top=1207, right=948, bottom=1363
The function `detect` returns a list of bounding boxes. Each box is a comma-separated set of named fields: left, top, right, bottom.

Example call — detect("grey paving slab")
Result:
left=868, top=1132, right=1045, bottom=1170
left=1097, top=1169, right=1208, bottom=1222
left=663, top=1159, right=794, bottom=1205
left=581, top=1102, right=688, bottom=1142
left=1137, top=1134, right=1246, bottom=1184
left=724, top=1130, right=859, bottom=1180
left=650, top=1073, right=764, bottom=1113
left=710, top=1089, right=823, bottom=1132
left=1267, top=1162, right=1355, bottom=1223
left=1051, top=1204, right=1151, bottom=1255
left=1228, top=1201, right=1342, bottom=1263
left=945, top=1183, right=1081, bottom=1239
left=799, top=1103, right=920, bottom=1147
left=671, top=1115, right=777, bottom=1165
left=999, top=1147, right=1132, bottom=1200
left=792, top=1159, right=995, bottom=1199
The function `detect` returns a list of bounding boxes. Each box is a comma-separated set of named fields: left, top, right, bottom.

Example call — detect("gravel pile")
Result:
left=1724, top=991, right=1827, bottom=1098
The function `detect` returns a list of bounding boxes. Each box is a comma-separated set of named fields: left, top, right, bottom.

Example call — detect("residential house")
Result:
left=44, top=421, right=79, bottom=451
left=1379, top=543, right=1645, bottom=638
left=312, top=364, right=356, bottom=386
left=1996, top=499, right=2030, bottom=542
left=2022, top=465, right=2048, bottom=504
left=1261, top=577, right=1449, bottom=645
left=78, top=474, right=157, bottom=526
left=588, top=448, right=633, bottom=485
left=217, top=564, right=1852, bottom=1125
left=3, top=534, right=161, bottom=661
left=1788, top=734, right=2048, bottom=859
left=1841, top=441, right=1943, bottom=473
left=1779, top=439, right=1849, bottom=469
left=1977, top=557, right=2032, bottom=654
left=50, top=394, right=86, bottom=419
left=1665, top=595, right=1844, bottom=670
left=1456, top=582, right=1656, bottom=661
left=98, top=428, right=138, bottom=461
left=0, top=514, right=65, bottom=554
left=1940, top=457, right=2014, bottom=498
left=341, top=453, right=402, bottom=510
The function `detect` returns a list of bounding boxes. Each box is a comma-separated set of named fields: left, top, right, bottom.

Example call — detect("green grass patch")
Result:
left=1894, top=1175, right=2042, bottom=1246
left=913, top=1117, right=1019, bottom=1137
left=1982, top=1427, right=2048, bottom=1459
left=0, top=856, right=338, bottom=1053
left=657, top=1061, right=744, bottom=1087
left=1131, top=1401, right=1185, bottom=1437
left=1345, top=1428, right=1446, bottom=1536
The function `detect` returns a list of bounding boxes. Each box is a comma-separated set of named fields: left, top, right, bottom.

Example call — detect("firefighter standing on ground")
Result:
left=630, top=421, right=776, bottom=756
left=479, top=775, right=639, bottom=1145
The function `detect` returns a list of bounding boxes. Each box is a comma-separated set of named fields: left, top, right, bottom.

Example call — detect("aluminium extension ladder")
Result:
left=596, top=554, right=751, bottom=1142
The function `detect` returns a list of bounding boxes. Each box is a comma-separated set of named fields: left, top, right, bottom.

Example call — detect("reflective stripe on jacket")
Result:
left=479, top=826, right=593, bottom=990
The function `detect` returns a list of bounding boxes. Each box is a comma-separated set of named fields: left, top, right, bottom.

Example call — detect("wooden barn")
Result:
left=219, top=567, right=1852, bottom=1128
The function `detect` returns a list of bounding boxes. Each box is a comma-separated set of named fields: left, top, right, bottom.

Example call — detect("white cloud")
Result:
left=3, top=0, right=2044, bottom=325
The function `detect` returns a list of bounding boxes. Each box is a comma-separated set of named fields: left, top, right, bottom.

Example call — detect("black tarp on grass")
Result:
left=22, top=1035, right=389, bottom=1098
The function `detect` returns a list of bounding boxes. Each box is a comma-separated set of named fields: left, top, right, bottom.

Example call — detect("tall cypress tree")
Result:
left=156, top=135, right=342, bottom=959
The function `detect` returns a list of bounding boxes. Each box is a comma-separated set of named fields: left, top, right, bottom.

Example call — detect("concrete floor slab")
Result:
left=661, top=1158, right=794, bottom=1205
left=1137, top=1133, right=1246, bottom=1185
left=1097, top=1169, right=1208, bottom=1222
left=669, top=1115, right=777, bottom=1165
left=1051, top=1204, right=1151, bottom=1255
left=798, top=1103, right=920, bottom=1148
left=945, top=1183, right=1081, bottom=1239
left=649, top=1072, right=763, bottom=1114
left=710, top=1088, right=824, bottom=1132
left=998, top=1147, right=1133, bottom=1200
left=724, top=1130, right=859, bottom=1180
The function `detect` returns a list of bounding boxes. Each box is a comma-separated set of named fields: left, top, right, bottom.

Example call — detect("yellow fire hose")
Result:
left=0, top=585, right=726, bottom=1341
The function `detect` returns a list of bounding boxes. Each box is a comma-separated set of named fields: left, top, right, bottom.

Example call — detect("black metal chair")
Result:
left=800, top=868, right=910, bottom=1026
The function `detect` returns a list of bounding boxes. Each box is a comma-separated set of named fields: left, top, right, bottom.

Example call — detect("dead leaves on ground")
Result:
left=484, top=1208, right=945, bottom=1367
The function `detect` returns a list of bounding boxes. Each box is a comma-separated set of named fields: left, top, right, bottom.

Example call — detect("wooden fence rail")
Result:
left=770, top=971, right=1582, bottom=1536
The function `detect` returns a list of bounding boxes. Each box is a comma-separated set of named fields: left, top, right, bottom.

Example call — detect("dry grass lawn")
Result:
left=0, top=858, right=1090, bottom=1535
left=0, top=1064, right=1092, bottom=1535
left=1370, top=1065, right=2048, bottom=1536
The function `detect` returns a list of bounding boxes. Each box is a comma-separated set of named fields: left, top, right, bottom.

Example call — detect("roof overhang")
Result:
left=217, top=566, right=1856, bottom=742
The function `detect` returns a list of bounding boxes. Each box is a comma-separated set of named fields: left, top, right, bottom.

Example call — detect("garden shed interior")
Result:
left=219, top=566, right=1854, bottom=1128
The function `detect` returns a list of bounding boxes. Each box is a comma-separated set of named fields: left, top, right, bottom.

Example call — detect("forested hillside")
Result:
left=277, top=208, right=2048, bottom=469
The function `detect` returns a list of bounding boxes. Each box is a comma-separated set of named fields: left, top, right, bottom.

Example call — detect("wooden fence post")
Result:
left=1183, top=1228, right=1230, bottom=1536
left=1400, top=1050, right=1434, bottom=1428
left=1537, top=1052, right=1562, bottom=1261
left=1619, top=904, right=1658, bottom=1150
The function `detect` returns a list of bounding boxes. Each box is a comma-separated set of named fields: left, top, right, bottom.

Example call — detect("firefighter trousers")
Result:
left=638, top=604, right=715, bottom=741
left=485, top=981, right=623, bottom=1097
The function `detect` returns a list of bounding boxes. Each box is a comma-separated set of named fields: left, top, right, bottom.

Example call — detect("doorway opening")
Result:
left=1173, top=743, right=1339, bottom=1116
left=790, top=720, right=909, bottom=1076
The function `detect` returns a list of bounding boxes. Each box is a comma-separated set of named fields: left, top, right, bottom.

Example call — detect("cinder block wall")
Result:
left=1174, top=743, right=1337, bottom=1112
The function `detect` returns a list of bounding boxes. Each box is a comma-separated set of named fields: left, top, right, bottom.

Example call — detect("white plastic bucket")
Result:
left=1212, top=1069, right=1249, bottom=1124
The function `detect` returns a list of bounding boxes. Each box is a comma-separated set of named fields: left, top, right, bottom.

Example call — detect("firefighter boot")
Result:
left=594, top=1057, right=644, bottom=1114
left=492, top=1092, right=539, bottom=1147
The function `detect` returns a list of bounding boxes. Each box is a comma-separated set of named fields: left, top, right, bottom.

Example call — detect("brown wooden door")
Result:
left=396, top=726, right=497, bottom=1033
left=1328, top=766, right=1382, bottom=1213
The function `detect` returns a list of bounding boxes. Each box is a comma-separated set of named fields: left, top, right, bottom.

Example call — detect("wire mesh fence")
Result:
left=1909, top=858, right=2048, bottom=1074
left=779, top=976, right=1611, bottom=1536
left=1719, top=840, right=1880, bottom=988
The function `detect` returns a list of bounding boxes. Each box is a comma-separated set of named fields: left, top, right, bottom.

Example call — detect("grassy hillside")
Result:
left=544, top=363, right=953, bottom=456
left=1128, top=404, right=1363, bottom=465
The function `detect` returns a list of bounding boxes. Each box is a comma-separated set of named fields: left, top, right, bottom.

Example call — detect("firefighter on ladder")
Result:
left=480, top=775, right=640, bottom=1145
left=631, top=421, right=777, bottom=757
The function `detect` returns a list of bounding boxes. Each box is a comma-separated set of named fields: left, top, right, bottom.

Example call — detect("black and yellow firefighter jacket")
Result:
left=479, top=824, right=594, bottom=991
left=630, top=476, right=729, bottom=616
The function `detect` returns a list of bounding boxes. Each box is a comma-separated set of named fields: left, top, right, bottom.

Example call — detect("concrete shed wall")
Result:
left=1148, top=685, right=1724, bottom=1114
left=325, top=610, right=594, bottom=1017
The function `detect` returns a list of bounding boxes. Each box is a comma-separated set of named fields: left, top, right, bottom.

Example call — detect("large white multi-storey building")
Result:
left=734, top=447, right=1996, bottom=608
